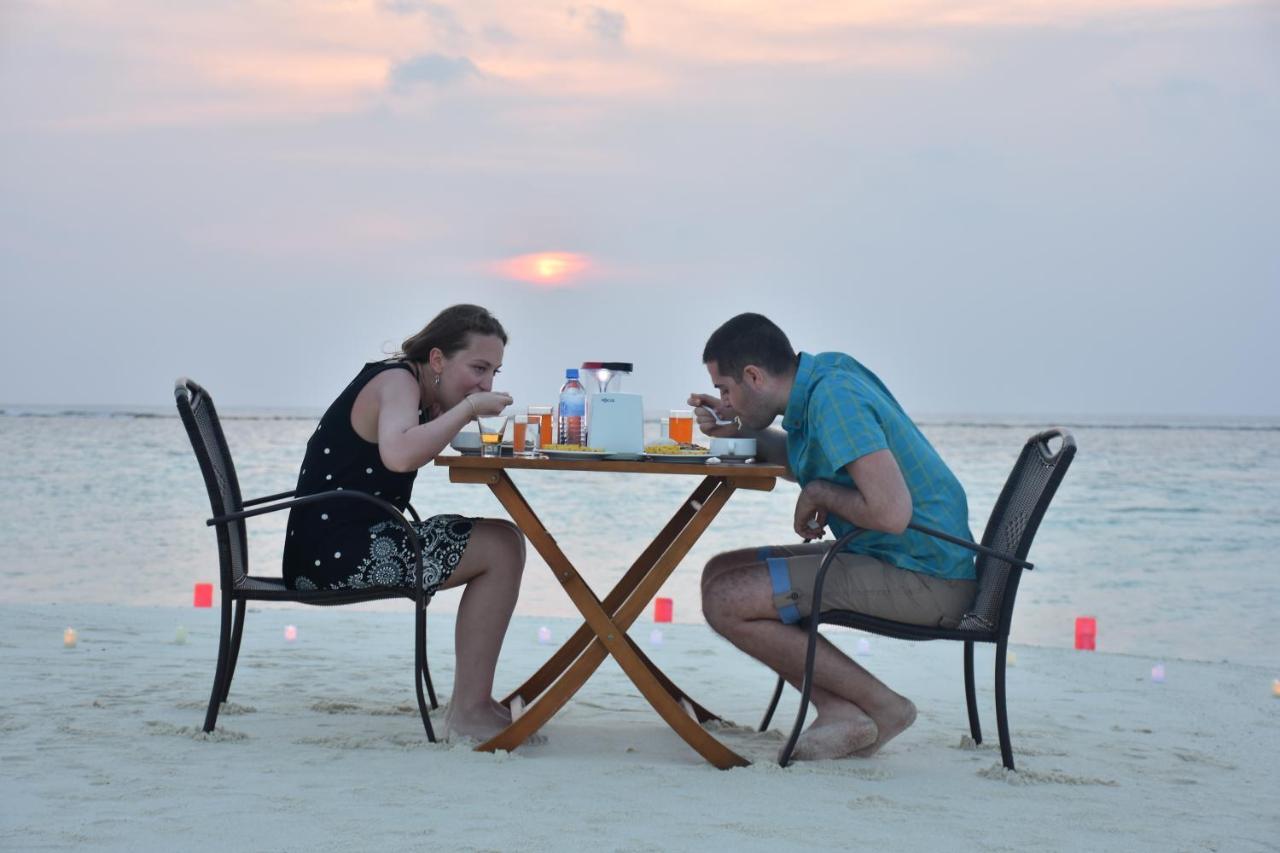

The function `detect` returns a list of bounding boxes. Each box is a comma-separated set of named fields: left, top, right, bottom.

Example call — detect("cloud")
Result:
left=483, top=24, right=518, bottom=46
left=388, top=53, right=480, bottom=89
left=380, top=1, right=465, bottom=39
left=577, top=6, right=628, bottom=44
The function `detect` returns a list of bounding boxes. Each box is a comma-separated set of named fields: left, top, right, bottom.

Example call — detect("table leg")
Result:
left=502, top=476, right=719, bottom=707
left=478, top=472, right=749, bottom=767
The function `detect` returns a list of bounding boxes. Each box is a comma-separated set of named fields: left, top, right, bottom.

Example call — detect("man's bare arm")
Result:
left=800, top=449, right=913, bottom=535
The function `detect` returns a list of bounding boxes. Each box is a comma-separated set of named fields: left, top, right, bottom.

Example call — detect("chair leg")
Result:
left=220, top=599, right=247, bottom=703
left=964, top=641, right=982, bottom=745
left=414, top=601, right=436, bottom=743
left=418, top=608, right=439, bottom=710
left=778, top=619, right=822, bottom=767
left=202, top=591, right=234, bottom=733
left=759, top=675, right=786, bottom=732
left=995, top=636, right=1014, bottom=771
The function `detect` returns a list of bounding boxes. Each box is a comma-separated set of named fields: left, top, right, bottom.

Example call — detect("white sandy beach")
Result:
left=2, top=602, right=1277, bottom=852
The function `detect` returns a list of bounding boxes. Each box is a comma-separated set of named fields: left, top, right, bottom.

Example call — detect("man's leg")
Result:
left=701, top=561, right=916, bottom=759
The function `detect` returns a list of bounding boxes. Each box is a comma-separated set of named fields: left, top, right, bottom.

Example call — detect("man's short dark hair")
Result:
left=702, top=313, right=797, bottom=381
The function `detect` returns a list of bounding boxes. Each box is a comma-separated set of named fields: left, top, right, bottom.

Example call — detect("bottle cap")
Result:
left=565, top=368, right=579, bottom=378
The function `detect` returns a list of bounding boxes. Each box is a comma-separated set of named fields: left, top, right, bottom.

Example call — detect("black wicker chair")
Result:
left=174, top=377, right=439, bottom=741
left=760, top=428, right=1076, bottom=770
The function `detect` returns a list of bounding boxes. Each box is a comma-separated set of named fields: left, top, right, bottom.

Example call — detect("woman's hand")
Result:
left=687, top=393, right=740, bottom=438
left=793, top=481, right=830, bottom=541
left=465, top=391, right=513, bottom=418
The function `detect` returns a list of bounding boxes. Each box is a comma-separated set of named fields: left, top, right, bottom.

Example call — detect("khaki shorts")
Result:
left=759, top=543, right=976, bottom=629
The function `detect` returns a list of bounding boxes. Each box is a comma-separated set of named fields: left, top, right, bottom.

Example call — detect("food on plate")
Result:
left=543, top=444, right=605, bottom=453
left=644, top=442, right=708, bottom=455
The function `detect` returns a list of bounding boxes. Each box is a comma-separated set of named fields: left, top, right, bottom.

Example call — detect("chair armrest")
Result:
left=207, top=490, right=427, bottom=595
left=242, top=489, right=297, bottom=508
left=906, top=521, right=1033, bottom=570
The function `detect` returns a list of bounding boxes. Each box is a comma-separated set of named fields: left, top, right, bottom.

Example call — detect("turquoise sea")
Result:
left=1, top=406, right=1277, bottom=668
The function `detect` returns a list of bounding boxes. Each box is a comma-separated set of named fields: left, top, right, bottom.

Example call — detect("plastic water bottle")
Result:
left=558, top=368, right=586, bottom=445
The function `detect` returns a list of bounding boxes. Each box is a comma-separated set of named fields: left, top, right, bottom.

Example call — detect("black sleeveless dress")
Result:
left=281, top=361, right=474, bottom=595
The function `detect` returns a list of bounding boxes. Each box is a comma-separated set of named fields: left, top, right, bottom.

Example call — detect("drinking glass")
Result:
left=513, top=416, right=540, bottom=456
left=528, top=405, right=554, bottom=448
left=669, top=409, right=694, bottom=444
left=477, top=416, right=509, bottom=458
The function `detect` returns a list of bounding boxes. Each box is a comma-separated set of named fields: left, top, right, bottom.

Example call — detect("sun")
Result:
left=494, top=251, right=590, bottom=286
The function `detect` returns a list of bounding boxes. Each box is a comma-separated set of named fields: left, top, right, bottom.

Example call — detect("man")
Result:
left=690, top=313, right=976, bottom=761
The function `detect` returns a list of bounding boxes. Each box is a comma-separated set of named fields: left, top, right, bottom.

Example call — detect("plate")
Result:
left=541, top=448, right=611, bottom=460
left=642, top=452, right=713, bottom=464
left=452, top=443, right=515, bottom=457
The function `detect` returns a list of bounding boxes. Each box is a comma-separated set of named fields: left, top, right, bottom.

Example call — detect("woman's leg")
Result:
left=436, top=518, right=526, bottom=739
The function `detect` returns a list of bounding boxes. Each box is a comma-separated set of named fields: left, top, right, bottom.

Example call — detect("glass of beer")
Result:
left=669, top=409, right=694, bottom=444
left=477, top=416, right=509, bottom=458
left=528, top=405, right=554, bottom=448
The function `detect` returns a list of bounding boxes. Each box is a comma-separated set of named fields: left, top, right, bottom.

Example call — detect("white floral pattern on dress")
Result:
left=299, top=514, right=473, bottom=595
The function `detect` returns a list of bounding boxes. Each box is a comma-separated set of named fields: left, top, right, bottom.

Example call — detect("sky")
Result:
left=2, top=0, right=1277, bottom=417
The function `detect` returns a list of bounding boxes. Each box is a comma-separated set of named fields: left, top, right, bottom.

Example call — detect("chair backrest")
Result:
left=174, top=378, right=249, bottom=587
left=958, top=428, right=1076, bottom=633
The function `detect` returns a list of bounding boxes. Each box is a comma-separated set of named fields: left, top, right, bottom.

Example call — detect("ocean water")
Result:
left=1, top=406, right=1277, bottom=668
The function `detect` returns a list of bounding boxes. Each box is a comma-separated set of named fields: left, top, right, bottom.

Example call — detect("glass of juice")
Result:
left=669, top=409, right=694, bottom=444
left=528, top=406, right=554, bottom=448
left=512, top=416, right=540, bottom=456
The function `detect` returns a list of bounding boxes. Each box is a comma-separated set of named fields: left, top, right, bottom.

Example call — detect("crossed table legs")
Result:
left=446, top=466, right=773, bottom=768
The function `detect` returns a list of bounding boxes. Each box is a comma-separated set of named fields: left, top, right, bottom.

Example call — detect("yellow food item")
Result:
left=544, top=444, right=605, bottom=452
left=644, top=443, right=708, bottom=454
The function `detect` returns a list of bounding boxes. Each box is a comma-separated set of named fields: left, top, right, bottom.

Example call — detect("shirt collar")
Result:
left=781, top=352, right=815, bottom=431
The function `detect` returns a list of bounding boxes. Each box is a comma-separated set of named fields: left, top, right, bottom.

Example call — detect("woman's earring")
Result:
left=433, top=372, right=441, bottom=387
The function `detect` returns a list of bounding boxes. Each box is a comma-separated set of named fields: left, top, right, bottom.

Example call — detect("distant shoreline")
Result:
left=4, top=404, right=1279, bottom=431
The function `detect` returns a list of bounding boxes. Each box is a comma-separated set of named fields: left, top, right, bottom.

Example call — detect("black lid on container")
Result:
left=581, top=361, right=634, bottom=372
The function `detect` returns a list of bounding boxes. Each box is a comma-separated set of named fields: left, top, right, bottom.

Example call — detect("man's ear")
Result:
left=742, top=364, right=764, bottom=389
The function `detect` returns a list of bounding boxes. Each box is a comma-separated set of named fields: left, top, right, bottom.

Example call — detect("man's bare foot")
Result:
left=787, top=710, right=879, bottom=762
left=854, top=697, right=917, bottom=757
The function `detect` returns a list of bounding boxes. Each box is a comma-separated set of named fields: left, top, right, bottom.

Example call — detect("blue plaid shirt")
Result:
left=783, top=352, right=976, bottom=581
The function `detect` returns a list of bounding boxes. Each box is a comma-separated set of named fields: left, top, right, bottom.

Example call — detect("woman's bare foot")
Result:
left=444, top=699, right=547, bottom=746
left=787, top=707, right=879, bottom=761
left=443, top=701, right=513, bottom=742
left=854, top=697, right=917, bottom=757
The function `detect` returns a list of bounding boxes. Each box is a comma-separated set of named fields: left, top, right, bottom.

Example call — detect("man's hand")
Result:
left=793, top=481, right=830, bottom=541
left=687, top=393, right=739, bottom=438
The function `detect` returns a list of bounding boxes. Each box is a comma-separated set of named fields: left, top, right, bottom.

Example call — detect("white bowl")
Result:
left=450, top=432, right=481, bottom=451
left=709, top=437, right=756, bottom=458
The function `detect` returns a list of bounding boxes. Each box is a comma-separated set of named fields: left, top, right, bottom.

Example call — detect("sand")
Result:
left=1, top=602, right=1277, bottom=852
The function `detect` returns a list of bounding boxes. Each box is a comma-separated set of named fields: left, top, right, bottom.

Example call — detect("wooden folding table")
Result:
left=436, top=453, right=785, bottom=769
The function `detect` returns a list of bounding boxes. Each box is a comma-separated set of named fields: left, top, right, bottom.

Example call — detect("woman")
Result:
left=282, top=304, right=524, bottom=741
